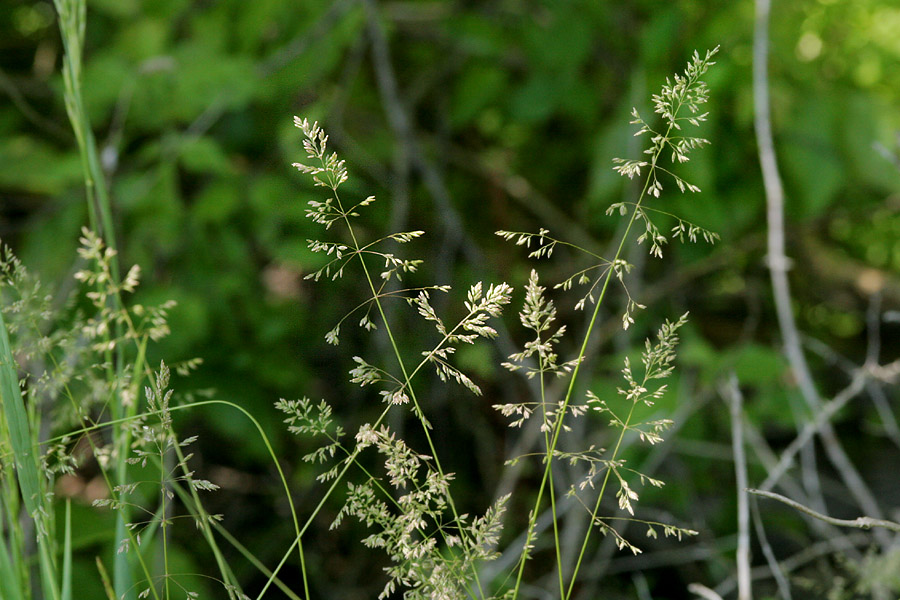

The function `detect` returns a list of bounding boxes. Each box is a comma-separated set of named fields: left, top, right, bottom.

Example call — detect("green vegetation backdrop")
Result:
left=2, top=0, right=900, bottom=598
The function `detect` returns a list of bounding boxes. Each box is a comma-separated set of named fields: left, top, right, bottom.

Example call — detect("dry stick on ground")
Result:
left=721, top=368, right=871, bottom=596
left=753, top=0, right=889, bottom=546
left=753, top=0, right=819, bottom=521
left=730, top=402, right=870, bottom=597
left=748, top=489, right=900, bottom=533
left=755, top=272, right=885, bottom=495
left=746, top=494, right=895, bottom=600
left=720, top=374, right=752, bottom=600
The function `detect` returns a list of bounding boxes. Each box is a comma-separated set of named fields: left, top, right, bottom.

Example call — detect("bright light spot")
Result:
left=872, top=8, right=900, bottom=55
left=796, top=32, right=823, bottom=62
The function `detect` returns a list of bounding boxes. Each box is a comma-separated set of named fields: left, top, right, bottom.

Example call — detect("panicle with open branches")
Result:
left=290, top=117, right=516, bottom=599
left=492, top=49, right=717, bottom=596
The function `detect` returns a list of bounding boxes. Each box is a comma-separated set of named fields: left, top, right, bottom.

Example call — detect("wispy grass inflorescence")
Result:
left=497, top=270, right=585, bottom=430
left=291, top=116, right=516, bottom=598
left=612, top=47, right=717, bottom=191
left=287, top=46, right=718, bottom=600
left=493, top=48, right=719, bottom=599
left=332, top=424, right=510, bottom=600
left=575, top=313, right=697, bottom=554
left=2, top=34, right=723, bottom=599
left=610, top=46, right=721, bottom=258
left=95, top=363, right=222, bottom=559
left=1, top=230, right=260, bottom=600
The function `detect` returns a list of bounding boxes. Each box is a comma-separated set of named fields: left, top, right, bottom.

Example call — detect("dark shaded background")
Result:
left=2, top=0, right=900, bottom=598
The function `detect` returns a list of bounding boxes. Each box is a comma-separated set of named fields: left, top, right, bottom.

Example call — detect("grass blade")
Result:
left=0, top=523, right=25, bottom=600
left=62, top=500, right=72, bottom=600
left=0, top=306, right=60, bottom=600
left=96, top=557, right=117, bottom=600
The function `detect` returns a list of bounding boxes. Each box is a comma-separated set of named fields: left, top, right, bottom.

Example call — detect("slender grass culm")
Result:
left=52, top=1, right=133, bottom=595
left=288, top=47, right=719, bottom=599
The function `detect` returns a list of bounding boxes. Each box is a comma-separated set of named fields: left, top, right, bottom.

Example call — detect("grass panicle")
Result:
left=286, top=45, right=718, bottom=600
left=1, top=32, right=719, bottom=599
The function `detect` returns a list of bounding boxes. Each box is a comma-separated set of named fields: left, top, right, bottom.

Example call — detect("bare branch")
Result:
left=720, top=374, right=751, bottom=600
left=748, top=489, right=900, bottom=533
left=753, top=0, right=888, bottom=538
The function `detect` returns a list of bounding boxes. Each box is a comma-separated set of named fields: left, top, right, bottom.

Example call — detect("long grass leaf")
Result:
left=62, top=500, right=72, bottom=600
left=95, top=557, right=117, bottom=600
left=1, top=417, right=29, bottom=598
left=0, top=308, right=60, bottom=600
left=0, top=526, right=25, bottom=600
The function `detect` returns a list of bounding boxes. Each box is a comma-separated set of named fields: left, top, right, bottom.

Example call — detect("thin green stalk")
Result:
left=296, top=119, right=500, bottom=596
left=563, top=401, right=638, bottom=600
left=510, top=197, right=645, bottom=599
left=46, top=380, right=161, bottom=600
left=21, top=312, right=160, bottom=600
left=0, top=361, right=296, bottom=600
left=0, top=413, right=28, bottom=600
left=560, top=60, right=721, bottom=587
left=160, top=462, right=170, bottom=600
left=20, top=231, right=252, bottom=600
left=163, top=399, right=306, bottom=600
left=206, top=520, right=303, bottom=600
left=62, top=500, right=72, bottom=600
left=509, top=95, right=681, bottom=594
left=28, top=389, right=304, bottom=600
left=53, top=0, right=117, bottom=248
left=564, top=312, right=694, bottom=599
left=538, top=363, right=564, bottom=598
left=53, top=2, right=131, bottom=597
left=168, top=436, right=248, bottom=599
left=547, top=459, right=564, bottom=600
left=255, top=404, right=390, bottom=599
left=95, top=557, right=116, bottom=600
left=561, top=178, right=659, bottom=600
